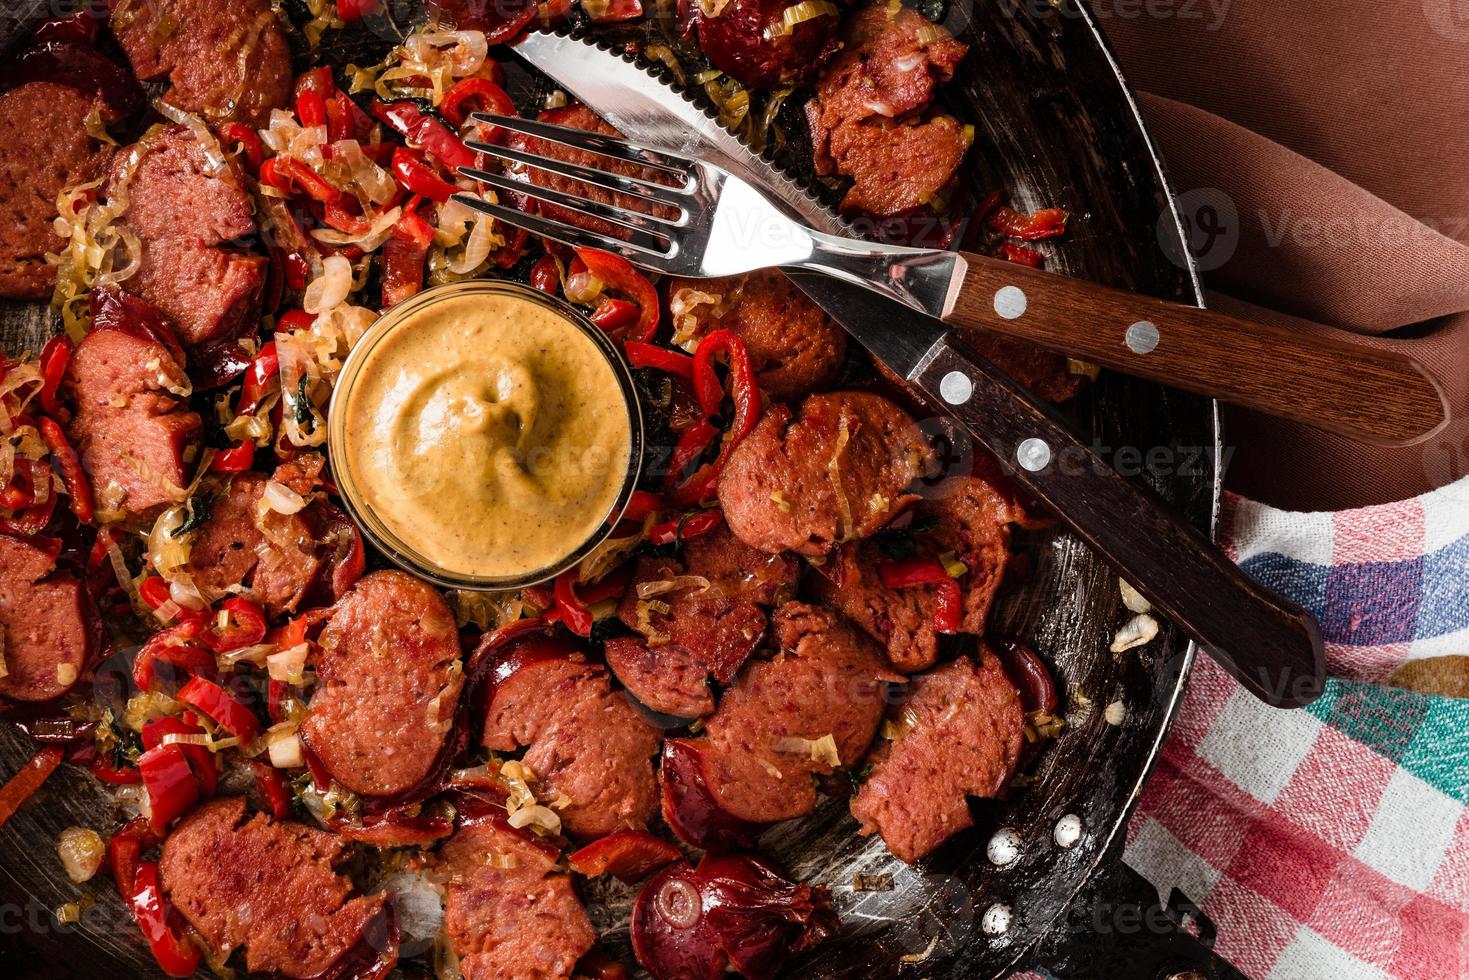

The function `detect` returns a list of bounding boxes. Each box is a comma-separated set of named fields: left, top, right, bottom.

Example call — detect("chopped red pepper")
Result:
left=369, top=98, right=476, bottom=171
left=284, top=250, right=312, bottom=290
left=0, top=461, right=56, bottom=536
left=127, top=862, right=201, bottom=977
left=620, top=489, right=662, bottom=525
left=529, top=254, right=561, bottom=294
left=664, top=419, right=721, bottom=506
left=382, top=225, right=430, bottom=309
left=997, top=242, right=1045, bottom=268
left=209, top=440, right=255, bottom=473
left=337, top=0, right=381, bottom=21
left=250, top=760, right=294, bottom=819
left=143, top=715, right=218, bottom=798
left=877, top=557, right=964, bottom=634
left=108, top=817, right=155, bottom=895
left=217, top=122, right=264, bottom=173
left=137, top=743, right=200, bottom=834
left=38, top=416, right=94, bottom=523
left=568, top=830, right=681, bottom=883
left=175, top=676, right=261, bottom=742
left=137, top=575, right=172, bottom=611
left=395, top=195, right=436, bottom=247
left=585, top=0, right=643, bottom=20
left=553, top=569, right=595, bottom=637
left=988, top=206, right=1069, bottom=241
left=90, top=754, right=143, bottom=785
left=571, top=248, right=659, bottom=342
left=390, top=146, right=458, bottom=202
left=623, top=341, right=694, bottom=381
left=590, top=297, right=641, bottom=332
left=440, top=76, right=516, bottom=131
left=297, top=88, right=328, bottom=129
left=665, top=330, right=761, bottom=506
left=649, top=509, right=723, bottom=547
left=0, top=746, right=62, bottom=828
left=261, top=156, right=347, bottom=206
left=38, top=336, right=73, bottom=422
left=132, top=618, right=214, bottom=690
left=210, top=597, right=268, bottom=652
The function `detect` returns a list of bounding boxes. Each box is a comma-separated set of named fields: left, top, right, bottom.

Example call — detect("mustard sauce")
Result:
left=339, top=288, right=633, bottom=582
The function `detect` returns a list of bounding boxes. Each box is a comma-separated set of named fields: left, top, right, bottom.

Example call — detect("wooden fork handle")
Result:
left=909, top=332, right=1327, bottom=708
left=945, top=251, right=1448, bottom=447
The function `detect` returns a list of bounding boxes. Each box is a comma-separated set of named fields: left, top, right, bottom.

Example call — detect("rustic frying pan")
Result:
left=0, top=0, right=1243, bottom=976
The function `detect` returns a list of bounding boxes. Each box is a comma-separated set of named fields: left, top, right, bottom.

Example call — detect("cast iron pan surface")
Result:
left=0, top=0, right=1219, bottom=975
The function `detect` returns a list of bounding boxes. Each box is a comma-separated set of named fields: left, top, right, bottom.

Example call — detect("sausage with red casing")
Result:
left=0, top=535, right=92, bottom=703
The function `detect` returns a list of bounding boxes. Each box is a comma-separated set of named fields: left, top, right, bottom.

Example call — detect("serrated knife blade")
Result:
left=510, top=30, right=948, bottom=375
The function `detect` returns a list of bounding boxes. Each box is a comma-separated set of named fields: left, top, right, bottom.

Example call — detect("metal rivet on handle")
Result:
left=939, top=371, right=973, bottom=405
left=993, top=285, right=1027, bottom=320
left=1125, top=320, right=1160, bottom=354
left=1054, top=813, right=1083, bottom=848
left=981, top=903, right=1012, bottom=936
left=1016, top=437, right=1051, bottom=472
left=987, top=827, right=1021, bottom=866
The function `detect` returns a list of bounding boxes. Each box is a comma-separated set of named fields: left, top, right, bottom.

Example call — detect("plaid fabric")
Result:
left=1118, top=480, right=1469, bottom=978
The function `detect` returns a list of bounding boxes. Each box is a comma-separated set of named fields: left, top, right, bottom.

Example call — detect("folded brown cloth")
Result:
left=1104, top=5, right=1469, bottom=510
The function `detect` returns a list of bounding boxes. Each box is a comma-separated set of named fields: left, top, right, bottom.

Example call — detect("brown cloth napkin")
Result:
left=1101, top=3, right=1469, bottom=511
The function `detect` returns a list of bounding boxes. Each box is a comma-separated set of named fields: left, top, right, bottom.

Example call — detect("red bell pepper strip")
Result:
left=284, top=250, right=311, bottom=290
left=37, top=416, right=94, bottom=523
left=175, top=677, right=262, bottom=742
left=382, top=213, right=431, bottom=309
left=568, top=830, right=681, bottom=883
left=127, top=862, right=201, bottom=977
left=620, top=489, right=662, bottom=525
left=210, top=440, right=255, bottom=473
left=369, top=98, right=476, bottom=171
left=91, top=754, right=143, bottom=785
left=132, top=618, right=214, bottom=690
left=623, top=341, right=694, bottom=381
left=529, top=254, right=560, bottom=294
left=0, top=467, right=56, bottom=537
left=137, top=575, right=171, bottom=611
left=0, top=746, right=62, bottom=829
left=38, top=335, right=73, bottom=421
left=440, top=76, right=516, bottom=130
left=664, top=419, right=721, bottom=505
left=395, top=195, right=435, bottom=247
left=297, top=87, right=328, bottom=129
left=553, top=569, right=595, bottom=637
left=261, top=156, right=348, bottom=206
left=691, top=328, right=756, bottom=422
left=210, top=597, right=268, bottom=652
left=571, top=248, right=659, bottom=342
left=649, top=509, right=723, bottom=547
left=250, top=760, right=294, bottom=819
left=988, top=205, right=1069, bottom=241
left=143, top=716, right=218, bottom=798
left=390, top=146, right=458, bottom=202
left=877, top=557, right=963, bottom=634
left=108, top=817, right=155, bottom=895
left=997, top=241, right=1045, bottom=268
left=590, top=297, right=641, bottom=333
left=137, top=743, right=200, bottom=834
left=238, top=340, right=281, bottom=415
left=337, top=0, right=381, bottom=22
left=217, top=122, right=264, bottom=173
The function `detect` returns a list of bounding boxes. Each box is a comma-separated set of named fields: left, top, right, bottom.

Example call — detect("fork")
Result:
left=455, top=112, right=1328, bottom=708
left=455, top=112, right=1445, bottom=448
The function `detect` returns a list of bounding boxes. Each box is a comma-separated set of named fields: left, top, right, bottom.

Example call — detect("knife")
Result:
left=509, top=30, right=1326, bottom=708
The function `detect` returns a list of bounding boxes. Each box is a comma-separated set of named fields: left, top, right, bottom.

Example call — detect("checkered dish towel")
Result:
left=1119, top=480, right=1469, bottom=979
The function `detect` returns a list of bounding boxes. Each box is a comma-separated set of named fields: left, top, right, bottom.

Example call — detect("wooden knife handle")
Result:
left=945, top=251, right=1447, bottom=447
left=910, top=332, right=1326, bottom=708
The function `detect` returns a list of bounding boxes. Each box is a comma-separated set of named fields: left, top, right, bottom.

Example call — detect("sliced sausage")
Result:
left=718, top=391, right=933, bottom=556
left=64, top=310, right=201, bottom=522
left=611, top=524, right=798, bottom=717
left=438, top=816, right=595, bottom=980
left=0, top=82, right=114, bottom=300
left=184, top=473, right=321, bottom=616
left=667, top=270, right=846, bottom=401
left=681, top=0, right=842, bottom=89
left=302, top=572, right=464, bottom=797
left=109, top=0, right=292, bottom=126
left=107, top=126, right=265, bottom=348
left=482, top=636, right=661, bottom=839
left=815, top=472, right=1028, bottom=672
left=513, top=106, right=679, bottom=239
left=0, top=536, right=92, bottom=702
left=159, top=797, right=391, bottom=978
left=689, top=602, right=894, bottom=824
left=850, top=651, right=1024, bottom=862
left=806, top=4, right=970, bottom=217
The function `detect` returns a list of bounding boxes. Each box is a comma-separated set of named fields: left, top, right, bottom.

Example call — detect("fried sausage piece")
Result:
left=160, top=797, right=390, bottom=978
left=302, top=572, right=464, bottom=797
left=0, top=535, right=92, bottom=703
left=718, top=391, right=933, bottom=556
left=851, top=651, right=1024, bottom=862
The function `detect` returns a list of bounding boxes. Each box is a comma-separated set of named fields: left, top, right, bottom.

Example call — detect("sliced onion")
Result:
left=153, top=100, right=227, bottom=175
left=636, top=575, right=711, bottom=599
left=170, top=578, right=208, bottom=611
left=507, top=804, right=561, bottom=836
left=268, top=733, right=304, bottom=768
left=303, top=255, right=353, bottom=314
left=262, top=480, right=308, bottom=515
left=56, top=828, right=105, bottom=884
left=266, top=643, right=310, bottom=683
left=447, top=208, right=501, bottom=275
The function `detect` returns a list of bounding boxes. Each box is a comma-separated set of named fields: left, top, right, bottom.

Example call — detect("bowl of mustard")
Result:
left=328, top=280, right=644, bottom=590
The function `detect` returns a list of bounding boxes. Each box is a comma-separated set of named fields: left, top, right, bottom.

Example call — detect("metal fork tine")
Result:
left=450, top=194, right=675, bottom=269
left=460, top=168, right=684, bottom=239
left=464, top=140, right=690, bottom=210
left=469, top=113, right=694, bottom=178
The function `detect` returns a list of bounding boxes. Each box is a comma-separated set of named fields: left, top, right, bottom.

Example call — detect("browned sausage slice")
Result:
left=815, top=472, right=1028, bottom=672
left=302, top=571, right=464, bottom=797
left=689, top=603, right=895, bottom=824
left=666, top=270, right=846, bottom=401
left=438, top=816, right=595, bottom=980
left=718, top=391, right=933, bottom=556
left=107, top=127, right=265, bottom=348
left=482, top=637, right=661, bottom=840
left=0, top=83, right=114, bottom=300
left=184, top=473, right=322, bottom=616
left=109, top=0, right=292, bottom=126
left=64, top=317, right=201, bottom=522
left=160, top=797, right=390, bottom=978
left=0, top=536, right=92, bottom=703
left=850, top=650, right=1024, bottom=862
